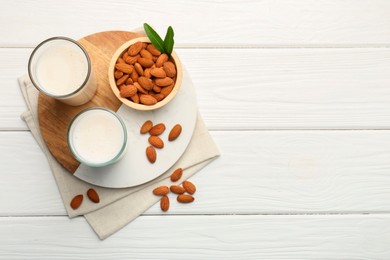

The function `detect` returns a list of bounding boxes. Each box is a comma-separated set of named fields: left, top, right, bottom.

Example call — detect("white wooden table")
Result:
left=2, top=0, right=390, bottom=258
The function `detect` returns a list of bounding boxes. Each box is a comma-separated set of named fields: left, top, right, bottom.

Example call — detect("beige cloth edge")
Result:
left=19, top=74, right=220, bottom=239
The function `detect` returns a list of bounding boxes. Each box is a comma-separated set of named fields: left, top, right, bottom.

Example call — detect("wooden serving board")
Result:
left=38, top=31, right=144, bottom=174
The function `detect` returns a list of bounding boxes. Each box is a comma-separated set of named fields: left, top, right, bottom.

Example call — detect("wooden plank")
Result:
left=4, top=47, right=390, bottom=130
left=2, top=0, right=390, bottom=47
left=2, top=131, right=390, bottom=215
left=0, top=215, right=389, bottom=259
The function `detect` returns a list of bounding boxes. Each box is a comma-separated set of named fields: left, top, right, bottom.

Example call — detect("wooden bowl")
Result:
left=108, top=37, right=182, bottom=110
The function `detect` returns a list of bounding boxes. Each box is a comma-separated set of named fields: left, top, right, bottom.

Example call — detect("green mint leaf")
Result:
left=163, top=26, right=174, bottom=56
left=143, top=23, right=165, bottom=53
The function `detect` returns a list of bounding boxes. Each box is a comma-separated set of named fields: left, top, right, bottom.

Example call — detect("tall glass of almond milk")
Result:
left=28, top=37, right=96, bottom=106
left=67, top=107, right=128, bottom=167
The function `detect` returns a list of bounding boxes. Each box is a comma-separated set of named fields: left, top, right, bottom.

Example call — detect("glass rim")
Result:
left=67, top=107, right=128, bottom=167
left=28, top=36, right=92, bottom=98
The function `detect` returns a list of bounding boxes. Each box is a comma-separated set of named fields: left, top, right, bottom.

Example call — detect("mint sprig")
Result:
left=143, top=23, right=175, bottom=56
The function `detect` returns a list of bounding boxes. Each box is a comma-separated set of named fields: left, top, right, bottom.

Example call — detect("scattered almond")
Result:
left=168, top=124, right=182, bottom=141
left=149, top=123, right=166, bottom=136
left=160, top=195, right=169, bottom=211
left=148, top=136, right=164, bottom=149
left=182, top=180, right=196, bottom=195
left=146, top=145, right=157, bottom=163
left=170, top=185, right=185, bottom=194
left=140, top=120, right=153, bottom=134
left=87, top=188, right=100, bottom=203
left=153, top=186, right=169, bottom=196
left=170, top=168, right=183, bottom=182
left=177, top=194, right=195, bottom=203
left=70, top=194, right=83, bottom=210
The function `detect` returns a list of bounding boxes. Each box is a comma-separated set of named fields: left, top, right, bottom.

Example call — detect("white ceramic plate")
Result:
left=73, top=68, right=197, bottom=188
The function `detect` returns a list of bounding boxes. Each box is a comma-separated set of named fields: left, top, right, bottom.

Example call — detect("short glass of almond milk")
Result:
left=67, top=107, right=128, bottom=167
left=28, top=37, right=96, bottom=106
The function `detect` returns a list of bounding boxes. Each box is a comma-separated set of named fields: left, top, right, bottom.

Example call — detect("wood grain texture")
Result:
left=38, top=31, right=142, bottom=173
left=0, top=215, right=390, bottom=259
left=3, top=131, right=390, bottom=215
left=5, top=47, right=390, bottom=130
left=2, top=0, right=390, bottom=47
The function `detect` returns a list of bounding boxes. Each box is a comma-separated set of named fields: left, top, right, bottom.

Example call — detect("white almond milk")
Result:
left=29, top=38, right=97, bottom=106
left=68, top=109, right=127, bottom=166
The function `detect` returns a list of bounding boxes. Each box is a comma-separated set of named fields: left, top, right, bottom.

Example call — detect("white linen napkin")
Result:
left=18, top=75, right=220, bottom=239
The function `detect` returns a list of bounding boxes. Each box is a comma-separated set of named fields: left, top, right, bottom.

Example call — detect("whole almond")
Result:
left=70, top=194, right=83, bottom=210
left=125, top=77, right=134, bottom=85
left=155, top=77, right=174, bottom=87
left=153, top=85, right=161, bottom=93
left=138, top=57, right=154, bottom=68
left=140, top=120, right=153, bottom=134
left=87, top=188, right=100, bottom=203
left=115, top=63, right=134, bottom=74
left=130, top=69, right=139, bottom=83
left=160, top=195, right=169, bottom=211
left=125, top=55, right=140, bottom=65
left=120, top=85, right=137, bottom=98
left=156, top=53, right=168, bottom=67
left=177, top=194, right=195, bottom=203
left=152, top=93, right=165, bottom=102
left=144, top=68, right=151, bottom=78
left=170, top=185, right=185, bottom=194
left=150, top=68, right=166, bottom=78
left=148, top=136, right=164, bottom=149
left=163, top=61, right=177, bottom=77
left=146, top=146, right=157, bottom=163
left=168, top=124, right=182, bottom=141
left=117, top=57, right=125, bottom=64
left=134, top=82, right=148, bottom=94
left=170, top=168, right=183, bottom=182
left=134, top=63, right=144, bottom=76
left=140, top=95, right=157, bottom=105
left=116, top=74, right=129, bottom=86
left=182, top=180, right=196, bottom=195
left=130, top=93, right=140, bottom=103
left=153, top=186, right=169, bottom=196
left=114, top=70, right=124, bottom=79
left=149, top=123, right=166, bottom=136
left=142, top=42, right=148, bottom=49
left=138, top=76, right=153, bottom=90
left=128, top=41, right=143, bottom=56
left=140, top=49, right=153, bottom=60
left=147, top=44, right=161, bottom=56
left=122, top=51, right=129, bottom=60
left=160, top=85, right=174, bottom=97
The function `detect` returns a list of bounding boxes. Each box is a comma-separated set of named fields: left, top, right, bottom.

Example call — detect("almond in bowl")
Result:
left=108, top=37, right=182, bottom=111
